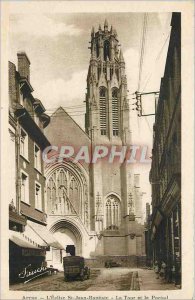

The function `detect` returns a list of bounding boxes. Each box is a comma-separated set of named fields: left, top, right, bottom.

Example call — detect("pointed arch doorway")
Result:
left=49, top=219, right=83, bottom=269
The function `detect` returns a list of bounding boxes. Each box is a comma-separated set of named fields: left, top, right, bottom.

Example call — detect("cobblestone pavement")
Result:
left=10, top=268, right=133, bottom=291
left=10, top=268, right=179, bottom=291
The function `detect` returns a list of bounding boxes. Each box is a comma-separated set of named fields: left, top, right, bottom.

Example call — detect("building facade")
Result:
left=8, top=53, right=62, bottom=283
left=144, top=203, right=153, bottom=267
left=44, top=20, right=145, bottom=269
left=149, top=13, right=181, bottom=285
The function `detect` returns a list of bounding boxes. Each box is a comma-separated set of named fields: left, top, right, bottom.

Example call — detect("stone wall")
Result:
left=85, top=255, right=146, bottom=268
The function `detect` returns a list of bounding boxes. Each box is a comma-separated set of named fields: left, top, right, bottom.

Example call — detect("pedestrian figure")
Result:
left=154, top=261, right=159, bottom=279
left=160, top=261, right=166, bottom=280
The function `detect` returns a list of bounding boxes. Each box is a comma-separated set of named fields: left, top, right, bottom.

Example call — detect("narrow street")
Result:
left=10, top=268, right=135, bottom=291
left=10, top=268, right=177, bottom=291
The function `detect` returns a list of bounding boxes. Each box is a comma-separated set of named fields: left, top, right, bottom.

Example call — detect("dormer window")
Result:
left=19, top=91, right=24, bottom=106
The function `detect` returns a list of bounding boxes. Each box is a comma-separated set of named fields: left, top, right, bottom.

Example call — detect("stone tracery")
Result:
left=46, top=166, right=89, bottom=227
left=105, top=195, right=121, bottom=230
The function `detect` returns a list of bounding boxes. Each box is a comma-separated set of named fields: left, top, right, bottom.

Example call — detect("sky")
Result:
left=9, top=10, right=172, bottom=221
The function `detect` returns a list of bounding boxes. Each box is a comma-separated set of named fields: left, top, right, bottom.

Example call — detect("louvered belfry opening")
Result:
left=112, top=88, right=119, bottom=136
left=99, top=87, right=107, bottom=136
left=104, top=40, right=110, bottom=61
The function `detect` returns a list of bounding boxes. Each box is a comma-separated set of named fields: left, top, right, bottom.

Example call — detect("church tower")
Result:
left=85, top=19, right=130, bottom=145
left=84, top=20, right=144, bottom=260
left=43, top=20, right=145, bottom=267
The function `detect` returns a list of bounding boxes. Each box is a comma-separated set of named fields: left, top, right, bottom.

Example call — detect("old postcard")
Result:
left=0, top=1, right=194, bottom=299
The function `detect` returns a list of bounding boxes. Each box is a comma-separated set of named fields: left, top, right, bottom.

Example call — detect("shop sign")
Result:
left=18, top=263, right=49, bottom=283
left=22, top=248, right=46, bottom=256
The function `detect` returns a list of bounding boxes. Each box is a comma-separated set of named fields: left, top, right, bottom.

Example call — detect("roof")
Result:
left=50, top=106, right=90, bottom=140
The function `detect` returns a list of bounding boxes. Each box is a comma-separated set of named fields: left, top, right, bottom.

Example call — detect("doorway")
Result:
left=66, top=245, right=76, bottom=256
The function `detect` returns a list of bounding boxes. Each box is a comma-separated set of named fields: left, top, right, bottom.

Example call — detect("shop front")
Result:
left=9, top=230, right=47, bottom=284
left=9, top=220, right=64, bottom=284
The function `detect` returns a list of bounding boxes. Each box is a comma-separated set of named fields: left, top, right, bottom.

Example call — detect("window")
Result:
left=35, top=183, right=42, bottom=210
left=112, top=88, right=119, bottom=136
left=96, top=42, right=99, bottom=58
left=19, top=91, right=24, bottom=106
left=46, top=167, right=83, bottom=216
left=104, top=40, right=110, bottom=61
left=20, top=128, right=28, bottom=159
left=110, top=67, right=113, bottom=79
left=99, top=87, right=107, bottom=136
left=21, top=172, right=29, bottom=204
left=8, top=127, right=16, bottom=207
left=34, top=144, right=41, bottom=172
left=105, top=195, right=121, bottom=230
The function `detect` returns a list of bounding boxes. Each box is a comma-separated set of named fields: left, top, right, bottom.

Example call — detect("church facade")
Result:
left=44, top=20, right=145, bottom=268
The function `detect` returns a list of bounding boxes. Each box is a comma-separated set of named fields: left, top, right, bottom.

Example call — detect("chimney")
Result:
left=9, top=62, right=18, bottom=108
left=17, top=52, right=31, bottom=82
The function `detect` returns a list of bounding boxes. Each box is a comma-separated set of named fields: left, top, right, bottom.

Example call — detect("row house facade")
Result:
left=8, top=52, right=62, bottom=283
left=149, top=13, right=181, bottom=286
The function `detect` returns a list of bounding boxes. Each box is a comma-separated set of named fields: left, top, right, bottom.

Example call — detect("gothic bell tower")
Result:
left=84, top=21, right=144, bottom=260
left=85, top=19, right=130, bottom=145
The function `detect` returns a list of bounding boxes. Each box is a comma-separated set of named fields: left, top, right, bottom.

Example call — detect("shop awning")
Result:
left=9, top=230, right=41, bottom=249
left=27, top=220, right=63, bottom=249
left=24, top=223, right=48, bottom=248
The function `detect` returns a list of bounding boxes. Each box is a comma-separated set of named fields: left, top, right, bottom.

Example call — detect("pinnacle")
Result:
left=99, top=24, right=101, bottom=31
left=119, top=49, right=124, bottom=62
left=104, top=19, right=108, bottom=28
left=113, top=28, right=117, bottom=36
left=91, top=26, right=95, bottom=35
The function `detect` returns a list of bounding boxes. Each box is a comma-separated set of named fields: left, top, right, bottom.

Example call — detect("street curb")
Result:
left=130, top=271, right=140, bottom=290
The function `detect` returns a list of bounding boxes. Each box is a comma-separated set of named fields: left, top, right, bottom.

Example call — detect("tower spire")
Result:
left=99, top=24, right=102, bottom=31
left=104, top=19, right=108, bottom=30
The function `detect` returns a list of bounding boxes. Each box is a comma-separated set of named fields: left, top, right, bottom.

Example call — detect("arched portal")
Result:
left=49, top=219, right=83, bottom=269
left=50, top=219, right=83, bottom=256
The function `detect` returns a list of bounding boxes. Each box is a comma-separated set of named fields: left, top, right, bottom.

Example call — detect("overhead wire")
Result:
left=22, top=106, right=131, bottom=118
left=134, top=15, right=171, bottom=135
left=141, top=31, right=171, bottom=93
left=137, top=13, right=148, bottom=92
left=138, top=31, right=171, bottom=134
left=135, top=13, right=148, bottom=135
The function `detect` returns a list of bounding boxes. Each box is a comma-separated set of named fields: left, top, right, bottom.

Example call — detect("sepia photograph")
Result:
left=0, top=1, right=194, bottom=299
